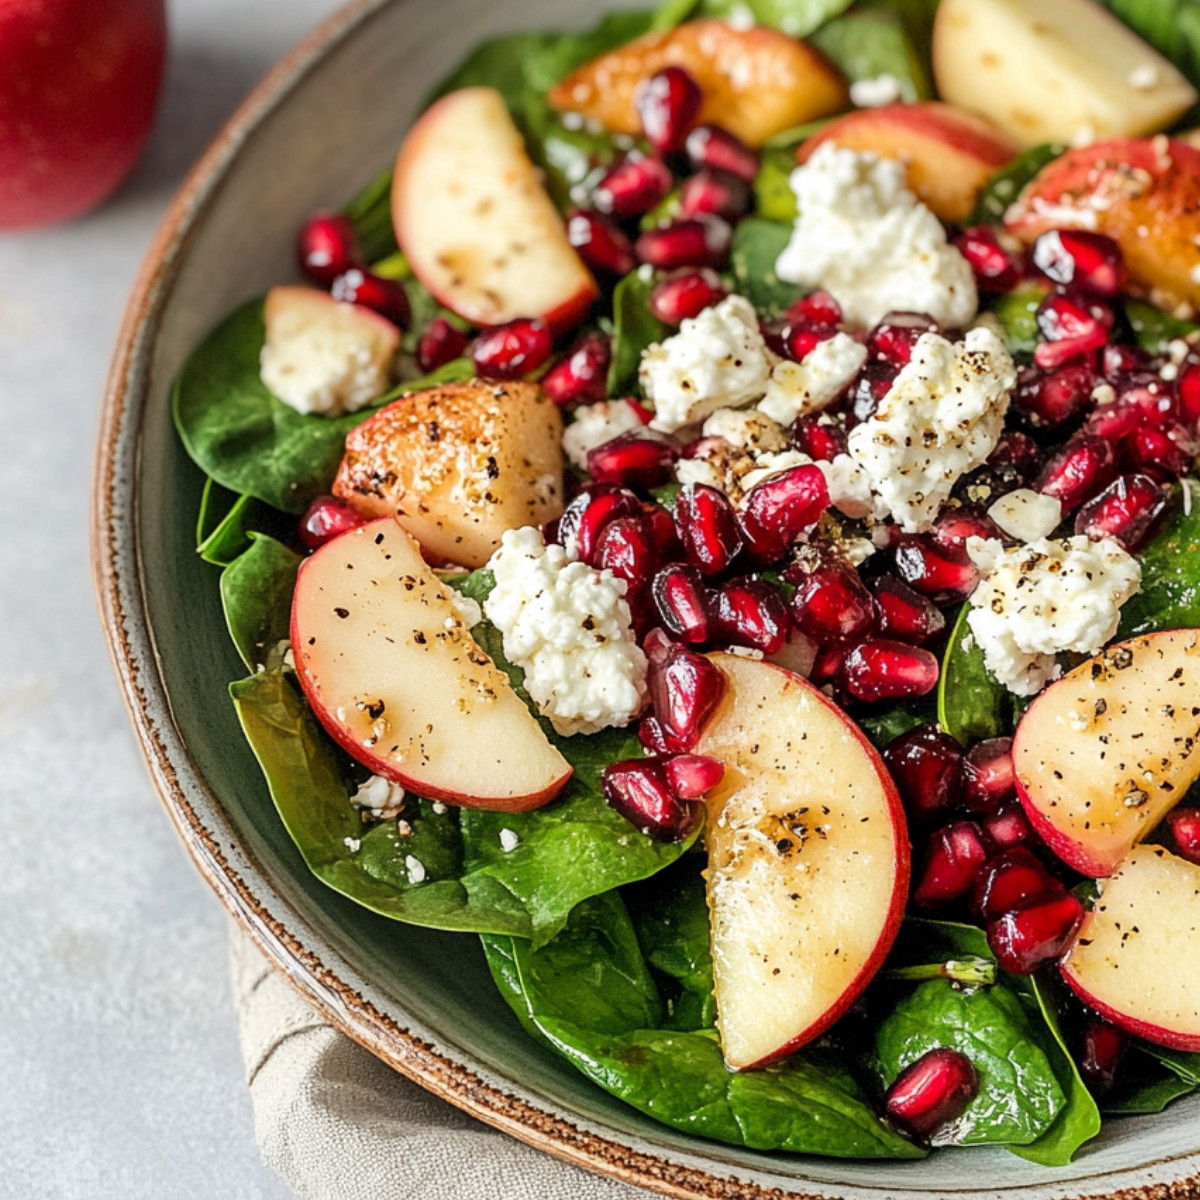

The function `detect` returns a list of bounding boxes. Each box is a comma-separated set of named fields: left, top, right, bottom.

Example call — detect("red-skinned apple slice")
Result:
left=1013, top=629, right=1200, bottom=878
left=392, top=87, right=597, bottom=332
left=291, top=518, right=571, bottom=810
left=1061, top=845, right=1200, bottom=1051
left=694, top=653, right=910, bottom=1069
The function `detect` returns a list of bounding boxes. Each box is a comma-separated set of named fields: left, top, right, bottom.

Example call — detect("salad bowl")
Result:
left=93, top=0, right=1200, bottom=1195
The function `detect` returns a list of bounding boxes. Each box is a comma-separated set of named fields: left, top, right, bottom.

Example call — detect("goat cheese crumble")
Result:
left=483, top=526, right=648, bottom=736
left=987, top=488, right=1063, bottom=543
left=757, top=333, right=867, bottom=426
left=775, top=142, right=978, bottom=329
left=350, top=774, right=407, bottom=819
left=562, top=399, right=646, bottom=469
left=965, top=535, right=1142, bottom=697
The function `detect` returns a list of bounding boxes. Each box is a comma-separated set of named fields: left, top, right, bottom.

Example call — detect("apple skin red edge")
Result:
left=1060, top=966, right=1200, bottom=1053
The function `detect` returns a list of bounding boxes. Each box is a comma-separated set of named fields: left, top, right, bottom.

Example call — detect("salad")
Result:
left=174, top=0, right=1200, bottom=1166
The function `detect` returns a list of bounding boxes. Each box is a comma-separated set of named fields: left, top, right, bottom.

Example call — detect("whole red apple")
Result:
left=0, top=0, right=166, bottom=230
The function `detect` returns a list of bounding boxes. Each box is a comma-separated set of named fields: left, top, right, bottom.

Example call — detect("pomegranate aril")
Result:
left=785, top=290, right=843, bottom=328
left=557, top=484, right=641, bottom=563
left=1120, top=372, right=1178, bottom=430
left=684, top=124, right=758, bottom=182
left=849, top=362, right=899, bottom=424
left=1079, top=1019, right=1127, bottom=1099
left=883, top=724, right=965, bottom=824
left=982, top=802, right=1035, bottom=851
left=1167, top=806, right=1200, bottom=866
left=914, top=821, right=990, bottom=907
left=987, top=891, right=1083, bottom=974
left=739, top=464, right=829, bottom=563
left=650, top=268, right=728, bottom=325
left=711, top=579, right=790, bottom=654
left=1085, top=394, right=1143, bottom=442
left=649, top=643, right=727, bottom=751
left=868, top=312, right=937, bottom=366
left=331, top=269, right=411, bottom=329
left=988, top=430, right=1044, bottom=482
left=963, top=738, right=1016, bottom=813
left=594, top=515, right=659, bottom=594
left=789, top=562, right=876, bottom=645
left=1103, top=343, right=1145, bottom=382
left=955, top=225, right=1021, bottom=292
left=638, top=713, right=679, bottom=755
left=472, top=318, right=553, bottom=380
left=641, top=501, right=684, bottom=561
left=602, top=758, right=698, bottom=841
left=588, top=432, right=677, bottom=490
left=636, top=65, right=702, bottom=153
left=893, top=537, right=979, bottom=603
left=642, top=625, right=676, bottom=668
left=841, top=639, right=939, bottom=702
left=652, top=564, right=711, bottom=644
left=679, top=168, right=752, bottom=223
left=415, top=316, right=469, bottom=373
left=1126, top=423, right=1194, bottom=480
left=635, top=216, right=733, bottom=271
left=676, top=483, right=743, bottom=575
left=1178, top=360, right=1200, bottom=429
left=542, top=333, right=611, bottom=408
left=791, top=414, right=848, bottom=461
left=972, top=847, right=1061, bottom=922
left=566, top=209, right=636, bottom=277
left=592, top=155, right=673, bottom=219
left=665, top=753, right=724, bottom=798
left=809, top=643, right=846, bottom=688
left=1034, top=291, right=1113, bottom=369
left=932, top=506, right=1004, bottom=559
left=299, top=495, right=366, bottom=549
left=1013, top=360, right=1094, bottom=431
left=784, top=322, right=836, bottom=363
left=871, top=575, right=945, bottom=645
left=297, top=212, right=363, bottom=287
left=1036, top=434, right=1117, bottom=512
left=885, top=1048, right=978, bottom=1142
left=1074, top=472, right=1166, bottom=551
left=1032, top=230, right=1125, bottom=297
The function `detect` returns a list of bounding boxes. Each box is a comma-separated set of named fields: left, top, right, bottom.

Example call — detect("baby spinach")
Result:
left=986, top=283, right=1049, bottom=364
left=731, top=218, right=805, bottom=317
left=810, top=8, right=933, bottom=101
left=857, top=698, right=936, bottom=749
left=1146, top=1045, right=1200, bottom=1085
left=608, top=268, right=669, bottom=396
left=196, top=480, right=295, bottom=568
left=753, top=148, right=800, bottom=223
left=343, top=164, right=398, bottom=264
left=1105, top=1050, right=1200, bottom=1114
left=1123, top=297, right=1200, bottom=353
left=690, top=0, right=854, bottom=36
left=938, top=603, right=1009, bottom=746
left=1118, top=486, right=1200, bottom=636
left=220, top=534, right=301, bottom=671
left=968, top=144, right=1066, bottom=227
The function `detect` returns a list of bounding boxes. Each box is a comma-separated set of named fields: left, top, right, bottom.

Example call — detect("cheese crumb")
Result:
left=849, top=74, right=905, bottom=108
left=757, top=333, right=867, bottom=426
left=499, top=828, right=520, bottom=853
left=987, top=489, right=1063, bottom=542
left=562, top=399, right=646, bottom=469
left=350, top=774, right=406, bottom=819
left=405, top=855, right=427, bottom=885
left=342, top=837, right=361, bottom=853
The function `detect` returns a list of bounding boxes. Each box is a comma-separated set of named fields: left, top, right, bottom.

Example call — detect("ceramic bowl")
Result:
left=92, top=0, right=1200, bottom=1195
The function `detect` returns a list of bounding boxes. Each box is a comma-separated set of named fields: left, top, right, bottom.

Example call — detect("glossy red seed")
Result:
left=1120, top=372, right=1179, bottom=429
left=415, top=316, right=469, bottom=374
left=592, top=155, right=674, bottom=219
left=1084, top=394, right=1143, bottom=442
left=650, top=268, right=728, bottom=325
left=963, top=738, right=1016, bottom=813
left=790, top=414, right=848, bottom=461
left=601, top=758, right=698, bottom=841
left=638, top=713, right=677, bottom=755
left=675, top=483, right=743, bottom=575
left=297, top=212, right=363, bottom=287
left=331, top=268, right=411, bottom=328
left=1032, top=230, right=1125, bottom=297
left=594, top=515, right=660, bottom=594
left=652, top=564, right=711, bottom=644
left=679, top=168, right=752, bottom=222
left=972, top=847, right=1062, bottom=923
left=665, top=753, right=724, bottom=798
left=650, top=643, right=727, bottom=751
left=1079, top=1019, right=1127, bottom=1098
left=932, top=506, right=1005, bottom=560
left=1074, top=472, right=1167, bottom=551
left=587, top=432, right=678, bottom=490
left=1167, top=806, right=1200, bottom=866
left=848, top=362, right=898, bottom=423
left=1013, top=360, right=1095, bottom=431
left=914, top=821, right=990, bottom=907
left=868, top=312, right=937, bottom=366
left=541, top=333, right=612, bottom=408
left=472, top=318, right=553, bottom=379
left=789, top=562, right=876, bottom=645
left=841, top=640, right=939, bottom=703
left=784, top=290, right=843, bottom=328
left=809, top=643, right=847, bottom=687
left=783, top=321, right=836, bottom=363
left=641, top=501, right=684, bottom=561
left=988, top=429, right=1045, bottom=482
left=871, top=575, right=946, bottom=645
left=955, top=225, right=1022, bottom=292
left=298, top=495, right=366, bottom=549
left=642, top=625, right=675, bottom=667
left=636, top=65, right=702, bottom=153
left=557, top=484, right=642, bottom=565
left=987, top=892, right=1083, bottom=975
left=740, top=464, right=829, bottom=563
left=893, top=537, right=980, bottom=602
left=635, top=216, right=733, bottom=271
left=566, top=208, right=637, bottom=276
left=885, top=1048, right=978, bottom=1142
left=883, top=725, right=965, bottom=824
left=711, top=579, right=790, bottom=654
left=1036, top=435, right=1117, bottom=512
left=1178, top=361, right=1200, bottom=429
left=982, top=802, right=1035, bottom=851
left=1126, top=423, right=1195, bottom=480
left=684, top=124, right=759, bottom=182
left=1102, top=342, right=1145, bottom=382
left=1034, top=292, right=1113, bottom=369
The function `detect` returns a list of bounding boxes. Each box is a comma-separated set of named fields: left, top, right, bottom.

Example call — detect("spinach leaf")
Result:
left=1118, top=485, right=1200, bottom=636
left=693, top=0, right=854, bottom=36
left=969, top=144, right=1066, bottom=227
left=862, top=0, right=939, bottom=83
left=1145, top=1044, right=1200, bottom=1084
left=857, top=697, right=936, bottom=749
left=1104, top=1050, right=1199, bottom=1114
left=938, top=602, right=1009, bottom=746
left=873, top=979, right=1065, bottom=1146
left=731, top=218, right=805, bottom=317
left=1123, top=297, right=1200, bottom=354
left=753, top=147, right=799, bottom=222
left=343, top=164, right=398, bottom=264
left=809, top=9, right=933, bottom=102
left=196, top=480, right=295, bottom=568
left=985, top=283, right=1049, bottom=364
left=608, top=268, right=669, bottom=396
left=220, top=534, right=301, bottom=671
left=888, top=917, right=994, bottom=965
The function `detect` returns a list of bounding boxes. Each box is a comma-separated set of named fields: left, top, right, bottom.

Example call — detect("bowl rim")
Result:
left=90, top=2, right=1200, bottom=1197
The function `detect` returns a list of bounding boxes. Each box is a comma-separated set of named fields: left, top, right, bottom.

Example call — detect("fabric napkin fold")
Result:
left=229, top=923, right=653, bottom=1199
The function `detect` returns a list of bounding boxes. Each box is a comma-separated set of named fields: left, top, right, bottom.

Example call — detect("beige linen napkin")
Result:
left=229, top=923, right=654, bottom=1199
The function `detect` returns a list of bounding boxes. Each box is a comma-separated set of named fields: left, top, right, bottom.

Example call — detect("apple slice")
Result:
left=933, top=0, right=1196, bottom=149
left=333, top=380, right=564, bottom=569
left=1005, top=138, right=1200, bottom=315
left=392, top=87, right=597, bottom=332
left=797, top=102, right=1015, bottom=223
left=694, top=653, right=910, bottom=1069
left=1013, top=629, right=1200, bottom=878
left=1061, top=845, right=1200, bottom=1051
left=291, top=517, right=571, bottom=810
left=547, top=20, right=848, bottom=150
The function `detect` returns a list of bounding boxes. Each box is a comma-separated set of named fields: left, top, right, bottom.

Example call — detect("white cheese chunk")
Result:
left=987, top=489, right=1063, bottom=543
left=350, top=774, right=406, bottom=819
left=562, top=399, right=646, bottom=469
left=701, top=406, right=788, bottom=452
left=757, top=333, right=867, bottom=426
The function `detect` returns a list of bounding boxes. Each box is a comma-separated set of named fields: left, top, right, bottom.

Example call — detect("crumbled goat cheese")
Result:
left=484, top=527, right=648, bottom=736
left=350, top=774, right=407, bottom=819
left=757, top=333, right=867, bottom=426
left=260, top=297, right=394, bottom=416
left=447, top=589, right=483, bottom=629
left=405, top=855, right=427, bottom=885
left=775, top=143, right=977, bottom=329
left=849, top=73, right=905, bottom=107
left=966, top=535, right=1142, bottom=697
left=640, top=295, right=772, bottom=432
left=701, top=406, right=788, bottom=452
left=562, top=399, right=646, bottom=469
left=987, top=489, right=1063, bottom=543
left=817, top=453, right=876, bottom=520
left=846, top=327, right=1015, bottom=532
left=499, top=828, right=520, bottom=853
left=342, top=837, right=361, bottom=853
left=431, top=802, right=447, bottom=815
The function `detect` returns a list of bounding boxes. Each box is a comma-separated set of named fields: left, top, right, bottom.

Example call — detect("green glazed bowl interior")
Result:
left=94, top=0, right=1200, bottom=1195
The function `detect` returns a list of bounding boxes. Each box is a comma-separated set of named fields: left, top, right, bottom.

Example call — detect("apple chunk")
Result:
left=694, top=653, right=910, bottom=1069
left=333, top=380, right=564, bottom=569
left=1013, top=629, right=1200, bottom=878
left=1061, top=845, right=1200, bottom=1051
left=392, top=87, right=597, bottom=332
left=291, top=518, right=570, bottom=810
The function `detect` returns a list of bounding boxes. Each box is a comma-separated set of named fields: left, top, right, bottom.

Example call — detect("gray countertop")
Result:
left=0, top=3, right=343, bottom=1195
